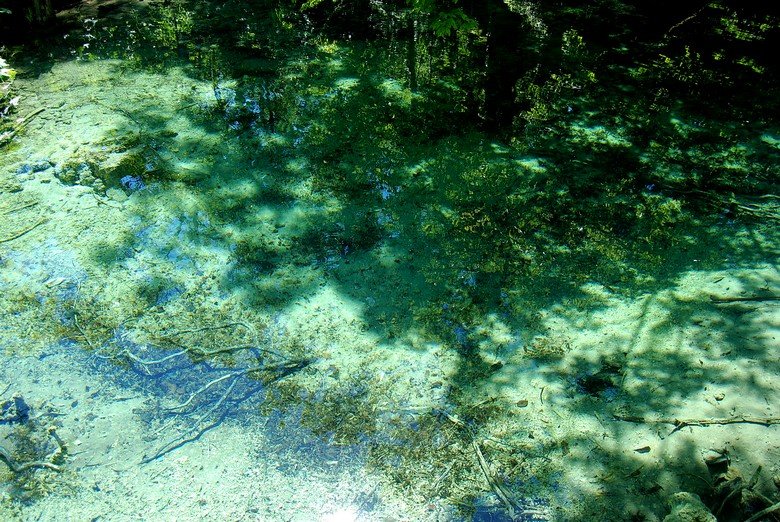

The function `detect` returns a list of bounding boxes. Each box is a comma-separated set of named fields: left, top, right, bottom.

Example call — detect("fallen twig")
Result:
left=432, top=462, right=455, bottom=491
left=165, top=370, right=245, bottom=412
left=17, top=107, right=45, bottom=127
left=0, top=201, right=38, bottom=216
left=715, top=476, right=744, bottom=518
left=192, top=374, right=239, bottom=427
left=164, top=322, right=257, bottom=339
left=613, top=414, right=780, bottom=433
left=117, top=348, right=188, bottom=367
left=473, top=439, right=517, bottom=519
left=0, top=217, right=49, bottom=244
left=143, top=359, right=311, bottom=463
left=0, top=108, right=46, bottom=146
left=709, top=295, right=780, bottom=304
left=438, top=409, right=524, bottom=518
left=73, top=313, right=97, bottom=350
left=0, top=446, right=62, bottom=473
left=141, top=408, right=230, bottom=465
left=665, top=5, right=707, bottom=36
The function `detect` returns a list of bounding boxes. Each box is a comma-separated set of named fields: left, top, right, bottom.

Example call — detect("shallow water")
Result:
left=1, top=3, right=779, bottom=521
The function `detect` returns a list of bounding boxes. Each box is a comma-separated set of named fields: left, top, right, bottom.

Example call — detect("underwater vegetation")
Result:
left=0, top=0, right=779, bottom=520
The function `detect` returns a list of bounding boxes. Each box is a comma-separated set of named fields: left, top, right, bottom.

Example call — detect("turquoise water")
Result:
left=1, top=2, right=779, bottom=520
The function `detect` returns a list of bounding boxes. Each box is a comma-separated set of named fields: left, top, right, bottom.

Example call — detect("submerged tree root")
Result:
left=141, top=360, right=311, bottom=464
left=88, top=321, right=312, bottom=463
left=745, top=501, right=780, bottom=522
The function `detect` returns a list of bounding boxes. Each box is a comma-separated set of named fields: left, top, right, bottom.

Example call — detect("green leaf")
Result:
left=430, top=8, right=477, bottom=36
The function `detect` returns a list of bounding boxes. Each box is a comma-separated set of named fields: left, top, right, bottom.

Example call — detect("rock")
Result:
left=0, top=176, right=23, bottom=193
left=15, top=163, right=33, bottom=175
left=106, top=187, right=128, bottom=203
left=53, top=159, right=102, bottom=188
left=31, top=160, right=52, bottom=172
left=98, top=148, right=147, bottom=184
left=53, top=161, right=80, bottom=184
left=663, top=492, right=716, bottom=522
left=0, top=394, right=31, bottom=424
left=120, top=174, right=145, bottom=192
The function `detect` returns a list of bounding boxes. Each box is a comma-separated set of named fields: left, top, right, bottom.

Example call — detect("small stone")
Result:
left=714, top=393, right=725, bottom=401
left=120, top=175, right=146, bottom=192
left=663, top=492, right=716, bottom=522
left=53, top=163, right=78, bottom=184
left=15, top=164, right=33, bottom=175
left=106, top=187, right=128, bottom=203
left=0, top=178, right=23, bottom=193
left=44, top=277, right=67, bottom=288
left=516, top=399, right=529, bottom=408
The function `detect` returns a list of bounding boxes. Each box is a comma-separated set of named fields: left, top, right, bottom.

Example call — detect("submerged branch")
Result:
left=709, top=295, right=780, bottom=304
left=472, top=439, right=517, bottom=519
left=613, top=414, right=780, bottom=433
left=0, top=108, right=46, bottom=147
left=0, top=201, right=39, bottom=216
left=0, top=217, right=49, bottom=244
left=438, top=409, right=527, bottom=519
left=164, top=370, right=243, bottom=412
left=0, top=427, right=65, bottom=473
left=143, top=359, right=312, bottom=464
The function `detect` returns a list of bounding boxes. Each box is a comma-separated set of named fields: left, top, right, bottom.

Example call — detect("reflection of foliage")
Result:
left=152, top=0, right=193, bottom=51
left=75, top=0, right=200, bottom=70
left=0, top=53, right=17, bottom=121
left=225, top=30, right=766, bottom=344
left=515, top=26, right=597, bottom=127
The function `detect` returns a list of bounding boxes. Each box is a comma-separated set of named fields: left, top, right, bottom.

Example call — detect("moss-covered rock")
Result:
left=663, top=492, right=716, bottom=522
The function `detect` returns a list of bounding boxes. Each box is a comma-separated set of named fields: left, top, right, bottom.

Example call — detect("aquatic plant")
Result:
left=0, top=54, right=17, bottom=120
left=0, top=54, right=19, bottom=147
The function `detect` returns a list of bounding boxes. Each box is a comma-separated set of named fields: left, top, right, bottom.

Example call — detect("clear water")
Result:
left=1, top=2, right=778, bottom=521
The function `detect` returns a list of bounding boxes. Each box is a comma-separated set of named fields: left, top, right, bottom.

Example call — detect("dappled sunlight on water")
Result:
left=1, top=2, right=779, bottom=520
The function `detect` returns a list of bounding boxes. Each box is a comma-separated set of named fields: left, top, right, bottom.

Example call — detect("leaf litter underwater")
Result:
left=0, top=49, right=779, bottom=521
